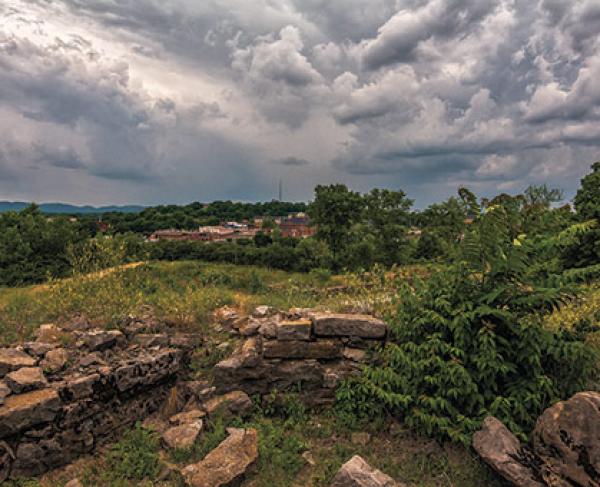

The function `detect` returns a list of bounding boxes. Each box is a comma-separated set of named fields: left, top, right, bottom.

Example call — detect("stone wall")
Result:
left=213, top=307, right=388, bottom=405
left=0, top=318, right=201, bottom=480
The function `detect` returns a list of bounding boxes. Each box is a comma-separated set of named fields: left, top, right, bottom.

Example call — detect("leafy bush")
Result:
left=360, top=200, right=598, bottom=444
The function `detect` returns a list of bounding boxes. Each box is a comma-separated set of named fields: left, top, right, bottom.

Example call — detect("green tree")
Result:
left=565, top=162, right=600, bottom=267
left=308, top=184, right=364, bottom=269
left=364, top=189, right=413, bottom=266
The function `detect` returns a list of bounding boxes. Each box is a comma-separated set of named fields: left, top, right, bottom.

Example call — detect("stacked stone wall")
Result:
left=0, top=320, right=201, bottom=480
left=213, top=308, right=388, bottom=405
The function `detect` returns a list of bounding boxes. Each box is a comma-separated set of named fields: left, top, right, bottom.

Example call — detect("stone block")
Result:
left=263, top=339, right=342, bottom=359
left=5, top=367, right=47, bottom=393
left=276, top=319, right=312, bottom=341
left=0, top=349, right=36, bottom=377
left=0, top=388, right=61, bottom=438
left=182, top=428, right=258, bottom=487
left=312, top=313, right=387, bottom=339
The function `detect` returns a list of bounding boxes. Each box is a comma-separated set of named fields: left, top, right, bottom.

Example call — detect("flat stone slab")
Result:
left=331, top=455, right=402, bottom=487
left=80, top=329, right=124, bottom=351
left=182, top=428, right=258, bottom=487
left=204, top=391, right=253, bottom=419
left=473, top=416, right=545, bottom=487
left=5, top=367, right=48, bottom=394
left=0, top=388, right=61, bottom=438
left=312, top=313, right=387, bottom=339
left=0, top=349, right=37, bottom=377
left=263, top=339, right=342, bottom=359
left=163, top=421, right=202, bottom=450
left=276, top=319, right=312, bottom=341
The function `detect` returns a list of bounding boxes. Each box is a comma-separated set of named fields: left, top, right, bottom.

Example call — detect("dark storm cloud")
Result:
left=273, top=156, right=310, bottom=166
left=2, top=0, right=600, bottom=206
left=360, top=0, right=500, bottom=70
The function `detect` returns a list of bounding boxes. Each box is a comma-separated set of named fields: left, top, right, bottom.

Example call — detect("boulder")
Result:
left=312, top=314, right=387, bottom=339
left=162, top=421, right=203, bottom=450
left=473, top=416, right=544, bottom=487
left=533, top=391, right=600, bottom=486
left=263, top=339, right=342, bottom=360
left=204, top=390, right=253, bottom=419
left=182, top=428, right=258, bottom=487
left=331, top=455, right=402, bottom=487
left=169, top=409, right=206, bottom=426
left=5, top=367, right=48, bottom=394
left=80, top=329, right=125, bottom=351
left=0, top=349, right=36, bottom=377
left=64, top=479, right=83, bottom=487
left=276, top=319, right=312, bottom=341
left=0, top=388, right=61, bottom=437
left=40, top=348, right=70, bottom=373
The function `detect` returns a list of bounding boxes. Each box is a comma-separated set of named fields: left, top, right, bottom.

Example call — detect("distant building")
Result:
left=279, top=212, right=315, bottom=238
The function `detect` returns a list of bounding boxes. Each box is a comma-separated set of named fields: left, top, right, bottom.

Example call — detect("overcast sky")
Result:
left=1, top=0, right=599, bottom=207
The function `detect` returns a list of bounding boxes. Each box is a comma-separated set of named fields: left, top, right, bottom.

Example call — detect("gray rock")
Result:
left=276, top=319, right=312, bottom=341
left=40, top=348, right=70, bottom=373
left=23, top=342, right=57, bottom=357
left=182, top=428, right=258, bottom=487
left=5, top=367, right=48, bottom=394
left=312, top=313, right=387, bottom=339
left=169, top=409, right=206, bottom=426
left=331, top=455, right=401, bottom=487
left=0, top=388, right=62, bottom=437
left=533, top=391, right=600, bottom=486
left=263, top=339, right=342, bottom=359
left=0, top=349, right=37, bottom=377
left=473, top=416, right=544, bottom=487
left=162, top=421, right=203, bottom=450
left=204, top=391, right=253, bottom=419
left=252, top=305, right=276, bottom=318
left=80, top=329, right=125, bottom=351
left=343, top=348, right=367, bottom=362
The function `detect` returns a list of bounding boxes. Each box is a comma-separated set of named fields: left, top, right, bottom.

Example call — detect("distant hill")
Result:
left=0, top=201, right=145, bottom=214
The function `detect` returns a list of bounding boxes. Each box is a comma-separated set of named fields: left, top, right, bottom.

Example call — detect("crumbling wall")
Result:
left=213, top=307, right=388, bottom=405
left=0, top=319, right=201, bottom=480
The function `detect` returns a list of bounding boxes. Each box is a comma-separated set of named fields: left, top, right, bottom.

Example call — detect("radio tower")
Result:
left=278, top=179, right=283, bottom=201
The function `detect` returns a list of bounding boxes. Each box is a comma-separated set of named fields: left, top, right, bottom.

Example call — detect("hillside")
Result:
left=0, top=202, right=145, bottom=214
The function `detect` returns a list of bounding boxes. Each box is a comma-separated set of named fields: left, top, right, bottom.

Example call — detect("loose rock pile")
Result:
left=0, top=315, right=201, bottom=480
left=213, top=306, right=388, bottom=404
left=473, top=391, right=600, bottom=486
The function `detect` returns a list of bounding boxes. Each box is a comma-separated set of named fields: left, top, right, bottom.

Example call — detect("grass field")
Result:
left=0, top=261, right=509, bottom=487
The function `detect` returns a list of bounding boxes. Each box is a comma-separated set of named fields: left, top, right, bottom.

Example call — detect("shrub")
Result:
left=360, top=201, right=598, bottom=444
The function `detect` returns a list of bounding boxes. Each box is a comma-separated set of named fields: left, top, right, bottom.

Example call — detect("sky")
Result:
left=0, top=0, right=599, bottom=207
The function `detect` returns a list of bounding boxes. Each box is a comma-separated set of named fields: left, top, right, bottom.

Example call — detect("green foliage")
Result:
left=335, top=376, right=387, bottom=431
left=565, top=161, right=600, bottom=267
left=0, top=205, right=87, bottom=285
left=360, top=193, right=598, bottom=444
left=102, top=424, right=162, bottom=482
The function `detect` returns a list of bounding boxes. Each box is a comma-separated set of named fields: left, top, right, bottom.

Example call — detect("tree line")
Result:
left=2, top=162, right=600, bottom=286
